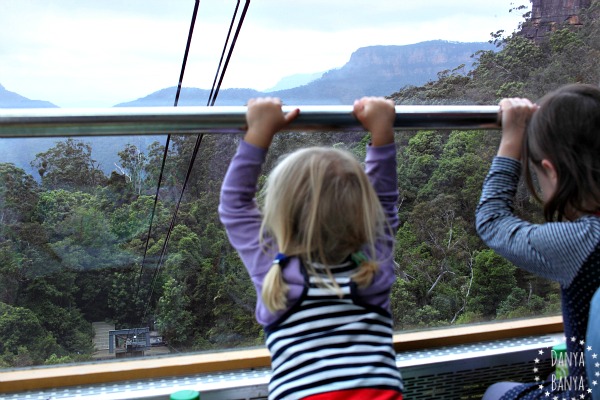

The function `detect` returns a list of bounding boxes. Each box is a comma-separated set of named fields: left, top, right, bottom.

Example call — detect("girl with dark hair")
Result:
left=477, top=83, right=600, bottom=399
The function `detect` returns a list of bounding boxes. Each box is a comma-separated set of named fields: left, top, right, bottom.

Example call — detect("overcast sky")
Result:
left=0, top=0, right=530, bottom=108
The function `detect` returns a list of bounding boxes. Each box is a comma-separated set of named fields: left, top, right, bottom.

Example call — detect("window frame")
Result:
left=0, top=315, right=562, bottom=393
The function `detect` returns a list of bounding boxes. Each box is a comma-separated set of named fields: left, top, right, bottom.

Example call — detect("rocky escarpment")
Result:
left=521, top=0, right=593, bottom=41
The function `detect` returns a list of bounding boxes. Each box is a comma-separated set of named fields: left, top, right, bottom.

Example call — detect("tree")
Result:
left=0, top=302, right=62, bottom=367
left=418, top=129, right=497, bottom=223
left=107, top=267, right=146, bottom=327
left=390, top=65, right=472, bottom=105
left=34, top=189, right=134, bottom=270
left=109, top=195, right=168, bottom=243
left=468, top=250, right=517, bottom=317
left=0, top=165, right=45, bottom=306
left=0, top=163, right=39, bottom=226
left=0, top=241, right=26, bottom=304
left=19, top=273, right=95, bottom=356
left=31, top=138, right=106, bottom=191
left=116, top=144, right=147, bottom=195
left=396, top=130, right=445, bottom=217
left=35, top=190, right=96, bottom=233
left=155, top=276, right=194, bottom=346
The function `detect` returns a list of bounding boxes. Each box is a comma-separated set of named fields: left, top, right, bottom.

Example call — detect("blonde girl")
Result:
left=219, top=97, right=404, bottom=400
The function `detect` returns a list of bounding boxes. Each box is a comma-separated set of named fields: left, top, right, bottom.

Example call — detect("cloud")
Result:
left=0, top=0, right=529, bottom=107
left=245, top=0, right=523, bottom=31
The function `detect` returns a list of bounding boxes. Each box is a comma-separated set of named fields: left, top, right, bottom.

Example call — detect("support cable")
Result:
left=209, top=0, right=250, bottom=107
left=135, top=0, right=201, bottom=304
left=207, top=0, right=241, bottom=107
left=141, top=0, right=251, bottom=324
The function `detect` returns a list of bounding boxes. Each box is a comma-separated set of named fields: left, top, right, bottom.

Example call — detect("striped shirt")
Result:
left=476, top=156, right=600, bottom=399
left=265, top=261, right=404, bottom=400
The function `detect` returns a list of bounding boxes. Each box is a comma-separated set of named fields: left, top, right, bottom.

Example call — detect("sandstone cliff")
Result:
left=521, top=0, right=592, bottom=41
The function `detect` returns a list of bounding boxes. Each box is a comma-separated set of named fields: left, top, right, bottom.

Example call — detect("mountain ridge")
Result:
left=0, top=40, right=495, bottom=109
left=0, top=83, right=58, bottom=108
left=1, top=39, right=496, bottom=179
left=116, top=40, right=496, bottom=107
left=265, top=72, right=325, bottom=92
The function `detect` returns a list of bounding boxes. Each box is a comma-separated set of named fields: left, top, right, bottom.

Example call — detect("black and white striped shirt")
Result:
left=265, top=261, right=404, bottom=400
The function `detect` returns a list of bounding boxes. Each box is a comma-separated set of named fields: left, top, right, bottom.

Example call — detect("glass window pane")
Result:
left=5, top=0, right=592, bottom=374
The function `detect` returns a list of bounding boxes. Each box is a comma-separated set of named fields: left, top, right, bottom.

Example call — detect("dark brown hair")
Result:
left=523, top=83, right=600, bottom=221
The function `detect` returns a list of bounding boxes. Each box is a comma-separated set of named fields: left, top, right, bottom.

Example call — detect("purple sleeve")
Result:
left=218, top=140, right=269, bottom=278
left=358, top=142, right=400, bottom=311
left=218, top=140, right=305, bottom=326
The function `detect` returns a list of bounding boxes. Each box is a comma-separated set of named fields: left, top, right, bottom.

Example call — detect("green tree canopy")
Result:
left=31, top=138, right=106, bottom=191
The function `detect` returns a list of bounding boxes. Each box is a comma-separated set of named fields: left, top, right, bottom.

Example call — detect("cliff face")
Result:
left=344, top=42, right=482, bottom=76
left=521, top=0, right=592, bottom=41
left=277, top=41, right=496, bottom=104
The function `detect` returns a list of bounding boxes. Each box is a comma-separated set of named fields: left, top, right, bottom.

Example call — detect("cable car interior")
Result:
left=2, top=1, right=599, bottom=399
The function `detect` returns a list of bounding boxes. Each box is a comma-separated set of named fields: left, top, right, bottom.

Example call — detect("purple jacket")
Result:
left=219, top=140, right=399, bottom=327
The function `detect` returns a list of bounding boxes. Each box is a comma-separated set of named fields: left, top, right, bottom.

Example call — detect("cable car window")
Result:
left=6, top=0, right=597, bottom=376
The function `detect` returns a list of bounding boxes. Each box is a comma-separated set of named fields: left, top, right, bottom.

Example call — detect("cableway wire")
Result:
left=207, top=0, right=243, bottom=107
left=139, top=0, right=252, bottom=326
left=135, top=0, right=201, bottom=307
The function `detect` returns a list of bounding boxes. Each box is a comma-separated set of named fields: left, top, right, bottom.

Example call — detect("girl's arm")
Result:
left=218, top=98, right=299, bottom=279
left=218, top=140, right=271, bottom=278
left=476, top=99, right=599, bottom=287
left=353, top=96, right=398, bottom=231
left=476, top=157, right=599, bottom=286
left=354, top=97, right=399, bottom=303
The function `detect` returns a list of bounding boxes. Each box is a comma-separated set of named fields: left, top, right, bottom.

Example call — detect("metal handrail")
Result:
left=0, top=105, right=500, bottom=138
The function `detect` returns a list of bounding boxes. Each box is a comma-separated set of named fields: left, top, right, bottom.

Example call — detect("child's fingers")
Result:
left=353, top=97, right=393, bottom=118
left=499, top=98, right=535, bottom=112
left=284, top=108, right=300, bottom=125
left=499, top=98, right=537, bottom=126
left=353, top=99, right=365, bottom=114
left=247, top=97, right=282, bottom=109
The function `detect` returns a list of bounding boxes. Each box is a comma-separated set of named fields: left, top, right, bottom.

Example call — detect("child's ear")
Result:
left=540, top=159, right=558, bottom=185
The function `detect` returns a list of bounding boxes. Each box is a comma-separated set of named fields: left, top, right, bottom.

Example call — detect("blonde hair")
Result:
left=259, top=147, right=387, bottom=312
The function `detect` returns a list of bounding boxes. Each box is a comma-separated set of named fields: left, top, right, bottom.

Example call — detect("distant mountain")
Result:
left=272, top=41, right=496, bottom=104
left=115, top=88, right=263, bottom=107
left=117, top=40, right=496, bottom=107
left=0, top=83, right=58, bottom=108
left=266, top=72, right=325, bottom=92
left=0, top=83, right=162, bottom=178
left=2, top=40, right=496, bottom=179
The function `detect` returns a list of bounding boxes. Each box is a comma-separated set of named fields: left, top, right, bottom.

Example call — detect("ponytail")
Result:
left=350, top=251, right=379, bottom=288
left=262, top=254, right=289, bottom=312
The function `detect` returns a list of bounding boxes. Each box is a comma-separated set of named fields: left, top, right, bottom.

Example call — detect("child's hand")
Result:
left=244, top=98, right=300, bottom=149
left=353, top=97, right=396, bottom=146
left=497, top=97, right=538, bottom=160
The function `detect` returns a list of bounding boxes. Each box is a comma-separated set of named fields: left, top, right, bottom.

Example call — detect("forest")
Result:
left=1, top=1, right=599, bottom=368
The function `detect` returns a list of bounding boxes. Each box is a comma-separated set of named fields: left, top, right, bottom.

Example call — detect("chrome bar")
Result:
left=0, top=105, right=500, bottom=138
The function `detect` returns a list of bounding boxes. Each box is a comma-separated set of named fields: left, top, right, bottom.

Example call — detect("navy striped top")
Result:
left=476, top=156, right=600, bottom=399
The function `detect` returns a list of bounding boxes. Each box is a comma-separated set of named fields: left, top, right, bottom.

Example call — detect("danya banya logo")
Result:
left=532, top=337, right=599, bottom=399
